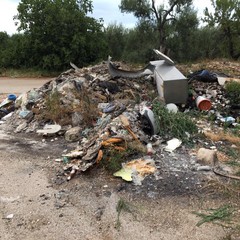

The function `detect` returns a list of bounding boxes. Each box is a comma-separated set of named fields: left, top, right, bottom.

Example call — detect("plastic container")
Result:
left=196, top=96, right=212, bottom=110
left=7, top=94, right=17, bottom=101
left=146, top=143, right=153, bottom=155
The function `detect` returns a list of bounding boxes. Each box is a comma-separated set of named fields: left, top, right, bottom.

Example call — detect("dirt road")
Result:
left=0, top=77, right=52, bottom=101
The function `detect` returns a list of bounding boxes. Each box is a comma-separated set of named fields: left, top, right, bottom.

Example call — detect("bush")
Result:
left=153, top=102, right=198, bottom=142
left=225, top=81, right=240, bottom=106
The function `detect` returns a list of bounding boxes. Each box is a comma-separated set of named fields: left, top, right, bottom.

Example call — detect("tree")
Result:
left=105, top=23, right=127, bottom=60
left=119, top=0, right=193, bottom=53
left=167, top=5, right=199, bottom=61
left=14, top=0, right=107, bottom=70
left=194, top=26, right=223, bottom=59
left=204, top=0, right=240, bottom=59
left=0, top=32, right=9, bottom=67
left=122, top=20, right=159, bottom=63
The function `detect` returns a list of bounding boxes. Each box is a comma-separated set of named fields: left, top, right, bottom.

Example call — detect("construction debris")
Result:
left=1, top=56, right=239, bottom=184
left=164, top=138, right=182, bottom=152
left=108, top=50, right=188, bottom=104
left=0, top=94, right=16, bottom=120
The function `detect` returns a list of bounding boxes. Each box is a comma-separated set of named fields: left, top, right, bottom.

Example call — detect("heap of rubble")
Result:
left=0, top=59, right=239, bottom=184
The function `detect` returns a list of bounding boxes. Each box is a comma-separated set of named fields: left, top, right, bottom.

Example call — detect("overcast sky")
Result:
left=0, top=0, right=213, bottom=35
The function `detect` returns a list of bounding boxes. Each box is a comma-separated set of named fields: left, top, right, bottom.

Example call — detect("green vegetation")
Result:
left=204, top=0, right=240, bottom=59
left=101, top=141, right=145, bottom=173
left=153, top=102, right=198, bottom=142
left=115, top=198, right=132, bottom=230
left=225, top=81, right=240, bottom=106
left=37, top=90, right=73, bottom=125
left=37, top=87, right=99, bottom=127
left=193, top=205, right=236, bottom=227
left=1, top=0, right=239, bottom=72
left=73, top=88, right=99, bottom=127
left=1, top=0, right=106, bottom=71
left=225, top=148, right=240, bottom=161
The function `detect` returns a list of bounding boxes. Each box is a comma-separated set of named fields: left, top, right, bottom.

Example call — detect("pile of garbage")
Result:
left=187, top=69, right=240, bottom=126
left=0, top=60, right=163, bottom=183
left=0, top=53, right=239, bottom=184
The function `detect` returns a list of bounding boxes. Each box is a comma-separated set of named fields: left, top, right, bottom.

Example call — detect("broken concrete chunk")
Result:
left=37, top=124, right=62, bottom=135
left=165, top=138, right=182, bottom=152
left=197, top=148, right=218, bottom=166
left=15, top=122, right=28, bottom=133
left=64, top=126, right=81, bottom=142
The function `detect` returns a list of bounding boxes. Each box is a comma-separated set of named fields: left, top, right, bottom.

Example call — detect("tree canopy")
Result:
left=204, top=0, right=240, bottom=59
left=13, top=0, right=106, bottom=70
left=0, top=0, right=239, bottom=72
left=119, top=0, right=193, bottom=53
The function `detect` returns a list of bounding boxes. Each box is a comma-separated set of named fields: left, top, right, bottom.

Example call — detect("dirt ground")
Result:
left=0, top=77, right=52, bottom=94
left=0, top=78, right=239, bottom=240
left=0, top=127, right=233, bottom=240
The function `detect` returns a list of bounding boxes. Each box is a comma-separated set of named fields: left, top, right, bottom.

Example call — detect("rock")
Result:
left=37, top=124, right=62, bottom=135
left=196, top=166, right=212, bottom=171
left=14, top=121, right=28, bottom=133
left=197, top=148, right=218, bottom=166
left=64, top=126, right=81, bottom=142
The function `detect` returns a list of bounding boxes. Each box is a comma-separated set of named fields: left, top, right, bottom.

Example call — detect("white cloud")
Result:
left=193, top=0, right=213, bottom=16
left=90, top=0, right=136, bottom=28
left=0, top=0, right=19, bottom=35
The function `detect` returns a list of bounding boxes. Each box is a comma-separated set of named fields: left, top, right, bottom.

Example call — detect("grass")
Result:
left=115, top=198, right=132, bottom=230
left=152, top=101, right=198, bottom=143
left=225, top=81, right=240, bottom=106
left=227, top=161, right=240, bottom=167
left=36, top=87, right=99, bottom=127
left=36, top=90, right=73, bottom=125
left=193, top=205, right=236, bottom=227
left=204, top=131, right=240, bottom=149
left=225, top=147, right=240, bottom=162
left=72, top=88, right=99, bottom=127
left=229, top=125, right=240, bottom=138
left=202, top=178, right=240, bottom=199
left=100, top=141, right=145, bottom=173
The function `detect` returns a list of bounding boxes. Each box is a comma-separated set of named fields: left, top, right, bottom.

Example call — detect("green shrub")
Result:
left=225, top=81, right=240, bottom=106
left=153, top=102, right=198, bottom=142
